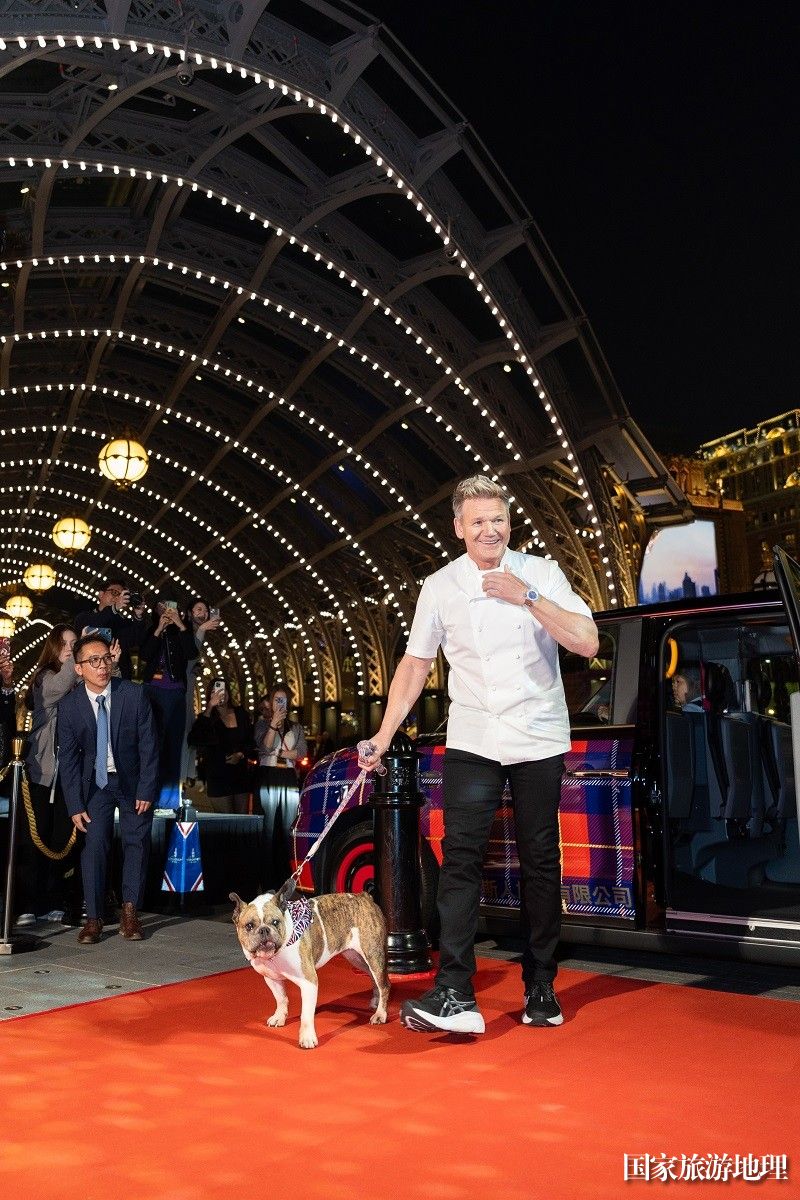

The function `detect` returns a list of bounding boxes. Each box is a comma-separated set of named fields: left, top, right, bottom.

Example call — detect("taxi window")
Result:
left=560, top=625, right=617, bottom=726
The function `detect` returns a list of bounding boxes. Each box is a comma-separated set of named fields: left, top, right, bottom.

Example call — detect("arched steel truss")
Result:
left=0, top=1, right=689, bottom=717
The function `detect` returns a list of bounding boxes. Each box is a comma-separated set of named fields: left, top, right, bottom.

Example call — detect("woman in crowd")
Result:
left=180, top=597, right=221, bottom=787
left=139, top=592, right=198, bottom=810
left=254, top=684, right=307, bottom=884
left=188, top=677, right=253, bottom=814
left=21, top=626, right=120, bottom=924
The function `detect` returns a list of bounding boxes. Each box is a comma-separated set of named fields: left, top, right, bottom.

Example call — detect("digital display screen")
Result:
left=638, top=520, right=719, bottom=603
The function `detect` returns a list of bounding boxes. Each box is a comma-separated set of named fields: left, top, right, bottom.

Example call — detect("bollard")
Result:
left=370, top=730, right=433, bottom=977
left=1, top=735, right=38, bottom=954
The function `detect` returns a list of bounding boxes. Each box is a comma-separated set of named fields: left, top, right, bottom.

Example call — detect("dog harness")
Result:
left=285, top=897, right=313, bottom=947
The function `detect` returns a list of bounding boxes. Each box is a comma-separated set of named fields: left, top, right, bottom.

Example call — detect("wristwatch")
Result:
left=524, top=587, right=540, bottom=605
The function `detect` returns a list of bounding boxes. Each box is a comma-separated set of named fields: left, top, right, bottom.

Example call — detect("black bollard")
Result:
left=370, top=731, right=433, bottom=976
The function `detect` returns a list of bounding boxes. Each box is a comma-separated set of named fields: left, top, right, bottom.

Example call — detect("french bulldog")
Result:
left=230, top=879, right=390, bottom=1049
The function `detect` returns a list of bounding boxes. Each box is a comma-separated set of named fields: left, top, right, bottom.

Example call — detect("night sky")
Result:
left=371, top=2, right=796, bottom=454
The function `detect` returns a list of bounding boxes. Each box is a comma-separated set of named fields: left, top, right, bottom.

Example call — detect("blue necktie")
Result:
left=95, top=694, right=108, bottom=789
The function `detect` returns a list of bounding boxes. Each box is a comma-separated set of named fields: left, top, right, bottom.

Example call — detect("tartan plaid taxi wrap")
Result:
left=285, top=897, right=313, bottom=946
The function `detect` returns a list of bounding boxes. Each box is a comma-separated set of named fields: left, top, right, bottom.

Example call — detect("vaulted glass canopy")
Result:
left=0, top=1, right=689, bottom=719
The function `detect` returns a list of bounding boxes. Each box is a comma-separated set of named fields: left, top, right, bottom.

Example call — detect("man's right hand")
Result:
left=357, top=737, right=388, bottom=772
left=71, top=811, right=91, bottom=833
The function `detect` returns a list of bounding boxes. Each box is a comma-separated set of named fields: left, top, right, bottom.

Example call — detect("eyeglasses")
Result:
left=77, top=654, right=114, bottom=668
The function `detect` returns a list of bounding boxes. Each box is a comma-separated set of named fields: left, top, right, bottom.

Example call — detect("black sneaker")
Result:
left=401, top=985, right=486, bottom=1034
left=522, top=982, right=563, bottom=1026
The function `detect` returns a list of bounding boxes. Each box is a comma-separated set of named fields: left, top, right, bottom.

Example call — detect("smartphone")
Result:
left=128, top=592, right=142, bottom=608
left=209, top=607, right=219, bottom=621
left=212, top=680, right=225, bottom=693
left=164, top=600, right=178, bottom=611
left=84, top=626, right=113, bottom=643
left=274, top=695, right=287, bottom=710
left=0, top=636, right=10, bottom=662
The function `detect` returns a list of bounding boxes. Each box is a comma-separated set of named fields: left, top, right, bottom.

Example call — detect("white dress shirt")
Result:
left=405, top=548, right=593, bottom=765
left=85, top=683, right=117, bottom=773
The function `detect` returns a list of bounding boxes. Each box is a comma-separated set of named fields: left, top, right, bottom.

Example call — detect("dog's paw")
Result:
left=298, top=1028, right=318, bottom=1049
left=369, top=1010, right=388, bottom=1025
left=266, top=1014, right=287, bottom=1028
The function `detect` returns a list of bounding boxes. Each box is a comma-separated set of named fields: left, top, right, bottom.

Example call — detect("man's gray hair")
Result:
left=452, top=475, right=509, bottom=519
left=678, top=665, right=702, bottom=694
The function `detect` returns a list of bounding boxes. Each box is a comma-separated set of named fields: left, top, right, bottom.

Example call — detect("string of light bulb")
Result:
left=0, top=32, right=615, bottom=604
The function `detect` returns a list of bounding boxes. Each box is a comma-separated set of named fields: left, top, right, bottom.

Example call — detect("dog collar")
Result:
left=284, top=897, right=313, bottom=947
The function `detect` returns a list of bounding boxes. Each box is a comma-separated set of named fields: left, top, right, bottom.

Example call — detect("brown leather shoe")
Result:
left=77, top=918, right=103, bottom=945
left=119, top=902, right=143, bottom=940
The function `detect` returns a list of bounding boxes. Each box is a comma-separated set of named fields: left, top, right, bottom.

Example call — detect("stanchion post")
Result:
left=370, top=731, right=433, bottom=976
left=1, top=735, right=37, bottom=955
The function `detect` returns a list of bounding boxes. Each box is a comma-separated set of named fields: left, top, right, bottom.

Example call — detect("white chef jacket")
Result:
left=405, top=548, right=593, bottom=765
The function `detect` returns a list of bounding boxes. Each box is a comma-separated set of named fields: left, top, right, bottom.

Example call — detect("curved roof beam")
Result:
left=0, top=36, right=619, bottom=605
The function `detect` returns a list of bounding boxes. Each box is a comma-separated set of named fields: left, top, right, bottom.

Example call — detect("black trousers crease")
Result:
left=436, top=747, right=564, bottom=995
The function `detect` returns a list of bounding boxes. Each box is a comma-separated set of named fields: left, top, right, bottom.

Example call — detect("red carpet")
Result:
left=2, top=958, right=798, bottom=1200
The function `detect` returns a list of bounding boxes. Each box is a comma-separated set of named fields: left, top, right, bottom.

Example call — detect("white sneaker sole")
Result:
left=521, top=1009, right=564, bottom=1026
left=401, top=1005, right=486, bottom=1034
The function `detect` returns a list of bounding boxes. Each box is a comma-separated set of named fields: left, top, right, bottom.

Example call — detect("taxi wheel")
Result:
left=329, top=826, right=376, bottom=897
left=324, top=820, right=439, bottom=942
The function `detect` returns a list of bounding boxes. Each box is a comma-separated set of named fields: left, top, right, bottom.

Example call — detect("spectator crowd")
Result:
left=0, top=575, right=330, bottom=941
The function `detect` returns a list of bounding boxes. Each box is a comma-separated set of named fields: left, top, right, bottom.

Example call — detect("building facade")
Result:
left=697, top=410, right=800, bottom=582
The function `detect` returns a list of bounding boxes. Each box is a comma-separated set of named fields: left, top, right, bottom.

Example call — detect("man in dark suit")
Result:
left=58, top=635, right=159, bottom=944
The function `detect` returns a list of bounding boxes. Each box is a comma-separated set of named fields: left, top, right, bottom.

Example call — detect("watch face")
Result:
left=526, top=588, right=540, bottom=603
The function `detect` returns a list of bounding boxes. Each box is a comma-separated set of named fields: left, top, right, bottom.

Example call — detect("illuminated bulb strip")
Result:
left=0, top=387, right=390, bottom=635
left=0, top=484, right=293, bottom=698
left=0, top=370, right=424, bottom=628
left=0, top=558, right=94, bottom=611
left=0, top=40, right=608, bottom=598
left=0, top=168, right=519, bottom=474
left=1, top=233, right=543, bottom=570
left=0, top=245, right=493, bottom=543
left=2, top=619, right=58, bottom=692
left=14, top=634, right=56, bottom=692
left=0, top=350, right=416, bottom=636
left=0, top=536, right=256, bottom=704
left=0, top=486, right=278, bottom=692
left=0, top=463, right=331, bottom=700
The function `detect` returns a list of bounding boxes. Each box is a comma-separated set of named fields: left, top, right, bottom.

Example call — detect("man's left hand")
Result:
left=481, top=565, right=527, bottom=606
left=135, top=800, right=152, bottom=815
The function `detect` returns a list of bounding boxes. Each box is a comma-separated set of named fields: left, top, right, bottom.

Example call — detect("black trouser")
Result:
left=81, top=775, right=153, bottom=919
left=436, top=748, right=564, bottom=996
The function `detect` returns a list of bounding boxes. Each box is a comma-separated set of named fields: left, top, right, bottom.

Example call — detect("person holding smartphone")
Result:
left=255, top=684, right=307, bottom=883
left=73, top=577, right=148, bottom=680
left=188, top=678, right=253, bottom=813
left=139, top=591, right=199, bottom=810
left=180, top=597, right=222, bottom=788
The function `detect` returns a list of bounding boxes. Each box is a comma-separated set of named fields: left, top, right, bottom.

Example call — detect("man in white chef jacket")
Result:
left=359, top=475, right=598, bottom=1034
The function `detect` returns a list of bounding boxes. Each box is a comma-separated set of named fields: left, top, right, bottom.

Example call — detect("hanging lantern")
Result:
left=98, top=437, right=149, bottom=486
left=52, top=515, right=92, bottom=552
left=0, top=615, right=15, bottom=638
left=23, top=563, right=57, bottom=592
left=5, top=594, right=33, bottom=620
